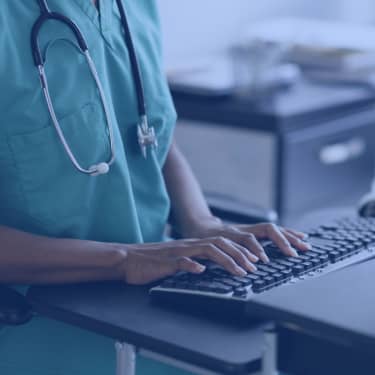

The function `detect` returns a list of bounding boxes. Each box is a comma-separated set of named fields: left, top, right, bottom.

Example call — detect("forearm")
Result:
left=163, top=140, right=219, bottom=237
left=0, top=225, right=126, bottom=284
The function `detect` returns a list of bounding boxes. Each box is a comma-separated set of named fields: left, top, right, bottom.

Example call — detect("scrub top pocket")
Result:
left=9, top=102, right=110, bottom=238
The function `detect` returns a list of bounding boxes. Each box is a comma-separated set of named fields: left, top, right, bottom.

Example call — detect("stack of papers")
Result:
left=242, top=18, right=375, bottom=85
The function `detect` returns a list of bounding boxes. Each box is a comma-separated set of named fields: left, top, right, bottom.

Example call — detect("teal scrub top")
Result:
left=0, top=2, right=190, bottom=375
left=0, top=0, right=177, bottom=244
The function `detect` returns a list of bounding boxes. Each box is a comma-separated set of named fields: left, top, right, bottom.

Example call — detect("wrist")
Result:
left=96, top=243, right=129, bottom=282
left=177, top=215, right=223, bottom=238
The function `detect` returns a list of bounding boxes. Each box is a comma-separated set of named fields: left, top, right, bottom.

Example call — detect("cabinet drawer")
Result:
left=282, top=112, right=375, bottom=216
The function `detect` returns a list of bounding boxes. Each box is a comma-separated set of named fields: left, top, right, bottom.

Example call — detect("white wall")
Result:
left=157, top=0, right=375, bottom=69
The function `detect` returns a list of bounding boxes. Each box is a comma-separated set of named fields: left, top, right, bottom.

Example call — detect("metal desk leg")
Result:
left=115, top=342, right=136, bottom=375
left=262, top=330, right=278, bottom=375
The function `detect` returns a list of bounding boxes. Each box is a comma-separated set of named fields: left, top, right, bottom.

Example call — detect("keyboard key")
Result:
left=273, top=273, right=284, bottom=282
left=209, top=268, right=228, bottom=277
left=287, top=257, right=304, bottom=264
left=231, top=276, right=253, bottom=286
left=256, top=265, right=278, bottom=274
left=219, top=278, right=243, bottom=288
left=298, top=254, right=314, bottom=261
left=233, top=288, right=248, bottom=297
left=280, top=269, right=292, bottom=278
left=310, top=248, right=327, bottom=255
left=244, top=273, right=260, bottom=281
left=335, top=248, right=348, bottom=256
left=309, top=258, right=322, bottom=267
left=268, top=263, right=287, bottom=271
left=328, top=251, right=341, bottom=262
left=274, top=259, right=296, bottom=268
left=252, top=279, right=267, bottom=293
left=211, top=283, right=233, bottom=294
left=321, top=224, right=340, bottom=231
left=263, top=276, right=275, bottom=286
left=292, top=264, right=305, bottom=276
left=252, top=270, right=268, bottom=278
left=301, top=261, right=313, bottom=270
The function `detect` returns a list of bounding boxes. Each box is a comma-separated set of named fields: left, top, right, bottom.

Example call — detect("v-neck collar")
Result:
left=73, top=0, right=113, bottom=43
left=73, top=0, right=100, bottom=28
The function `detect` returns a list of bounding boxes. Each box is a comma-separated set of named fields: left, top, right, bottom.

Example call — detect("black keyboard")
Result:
left=150, top=217, right=375, bottom=313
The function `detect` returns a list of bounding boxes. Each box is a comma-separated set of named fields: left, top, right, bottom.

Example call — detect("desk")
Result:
left=172, top=80, right=375, bottom=220
left=28, top=283, right=268, bottom=375
left=247, top=258, right=375, bottom=375
left=26, top=209, right=370, bottom=375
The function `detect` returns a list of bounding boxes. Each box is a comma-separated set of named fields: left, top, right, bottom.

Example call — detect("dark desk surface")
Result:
left=28, top=283, right=266, bottom=375
left=27, top=210, right=373, bottom=374
left=171, top=80, right=375, bottom=132
left=247, top=257, right=375, bottom=354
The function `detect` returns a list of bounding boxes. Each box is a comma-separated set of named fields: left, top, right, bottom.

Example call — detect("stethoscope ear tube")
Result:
left=31, top=11, right=88, bottom=66
left=115, top=0, right=146, bottom=118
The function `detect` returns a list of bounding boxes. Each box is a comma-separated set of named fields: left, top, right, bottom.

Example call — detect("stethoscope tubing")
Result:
left=30, top=0, right=152, bottom=175
left=31, top=5, right=88, bottom=67
left=115, top=0, right=146, bottom=117
left=37, top=52, right=116, bottom=175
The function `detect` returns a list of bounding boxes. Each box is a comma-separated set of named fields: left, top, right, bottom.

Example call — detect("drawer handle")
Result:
left=319, top=138, right=366, bottom=165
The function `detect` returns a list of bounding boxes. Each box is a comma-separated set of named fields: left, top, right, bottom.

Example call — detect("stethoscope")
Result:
left=31, top=0, right=158, bottom=176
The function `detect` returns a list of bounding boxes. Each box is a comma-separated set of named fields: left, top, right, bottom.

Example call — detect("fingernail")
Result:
left=305, top=242, right=312, bottom=250
left=261, top=253, right=270, bottom=263
left=252, top=255, right=259, bottom=262
left=290, top=248, right=299, bottom=257
left=298, top=240, right=312, bottom=250
left=246, top=261, right=257, bottom=272
left=196, top=264, right=206, bottom=272
left=236, top=267, right=247, bottom=276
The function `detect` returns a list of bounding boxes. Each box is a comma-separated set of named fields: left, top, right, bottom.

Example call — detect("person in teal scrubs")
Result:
left=0, top=1, right=311, bottom=374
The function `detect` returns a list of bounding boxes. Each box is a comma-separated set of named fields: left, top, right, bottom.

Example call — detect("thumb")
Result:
left=124, top=254, right=206, bottom=285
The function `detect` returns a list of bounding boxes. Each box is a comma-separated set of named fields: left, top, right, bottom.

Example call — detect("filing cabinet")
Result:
left=171, top=80, right=375, bottom=222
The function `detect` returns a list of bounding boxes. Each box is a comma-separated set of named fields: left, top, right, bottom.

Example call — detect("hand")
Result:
left=119, top=220, right=310, bottom=285
left=182, top=217, right=311, bottom=263
left=119, top=236, right=262, bottom=285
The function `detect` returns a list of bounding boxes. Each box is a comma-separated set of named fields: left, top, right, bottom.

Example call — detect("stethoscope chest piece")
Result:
left=137, top=115, right=158, bottom=158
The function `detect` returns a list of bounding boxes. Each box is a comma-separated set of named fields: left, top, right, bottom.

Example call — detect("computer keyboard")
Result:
left=150, top=217, right=375, bottom=312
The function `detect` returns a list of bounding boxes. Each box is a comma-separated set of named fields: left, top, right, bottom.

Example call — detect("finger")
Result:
left=214, top=231, right=260, bottom=263
left=284, top=228, right=309, bottom=240
left=189, top=243, right=247, bottom=276
left=266, top=224, right=298, bottom=257
left=232, top=242, right=259, bottom=263
left=176, top=256, right=207, bottom=274
left=138, top=255, right=205, bottom=283
left=123, top=253, right=184, bottom=285
left=212, top=237, right=257, bottom=272
left=234, top=233, right=270, bottom=263
left=281, top=229, right=312, bottom=252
